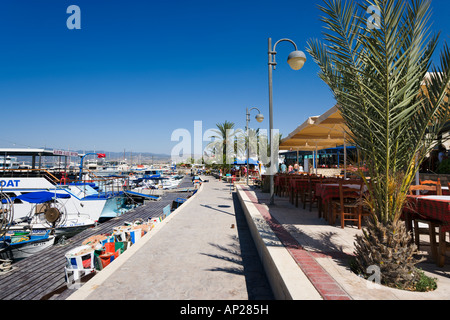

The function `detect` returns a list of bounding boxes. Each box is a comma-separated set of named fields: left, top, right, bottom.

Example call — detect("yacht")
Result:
left=0, top=156, right=20, bottom=170
left=0, top=170, right=127, bottom=225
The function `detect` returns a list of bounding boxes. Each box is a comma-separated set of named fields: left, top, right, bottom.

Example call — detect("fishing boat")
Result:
left=7, top=191, right=96, bottom=238
left=0, top=230, right=55, bottom=261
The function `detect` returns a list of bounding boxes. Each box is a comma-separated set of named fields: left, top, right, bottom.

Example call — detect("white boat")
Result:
left=7, top=191, right=97, bottom=238
left=0, top=156, right=20, bottom=170
left=0, top=230, right=55, bottom=261
left=91, top=160, right=131, bottom=177
left=0, top=171, right=128, bottom=224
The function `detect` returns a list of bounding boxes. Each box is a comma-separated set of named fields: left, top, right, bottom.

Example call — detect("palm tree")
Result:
left=206, top=121, right=244, bottom=170
left=307, top=0, right=450, bottom=289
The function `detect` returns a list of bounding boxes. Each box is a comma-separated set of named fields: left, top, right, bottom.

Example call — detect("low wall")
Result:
left=236, top=185, right=322, bottom=300
left=419, top=173, right=450, bottom=185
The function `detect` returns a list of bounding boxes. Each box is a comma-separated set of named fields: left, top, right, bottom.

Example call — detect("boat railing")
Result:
left=63, top=170, right=131, bottom=199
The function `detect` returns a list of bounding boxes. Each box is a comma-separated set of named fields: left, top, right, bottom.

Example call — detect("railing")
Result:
left=64, top=170, right=131, bottom=199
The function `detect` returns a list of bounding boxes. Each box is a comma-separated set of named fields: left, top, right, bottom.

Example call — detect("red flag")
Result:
left=97, top=153, right=106, bottom=158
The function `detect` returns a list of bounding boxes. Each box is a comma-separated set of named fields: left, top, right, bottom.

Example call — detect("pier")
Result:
left=0, top=176, right=196, bottom=300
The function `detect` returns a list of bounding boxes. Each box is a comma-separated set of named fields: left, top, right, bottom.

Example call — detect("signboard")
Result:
left=53, top=150, right=79, bottom=157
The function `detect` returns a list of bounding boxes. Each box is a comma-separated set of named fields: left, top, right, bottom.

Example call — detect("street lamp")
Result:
left=268, top=38, right=306, bottom=204
left=246, top=107, right=264, bottom=185
left=78, top=152, right=106, bottom=180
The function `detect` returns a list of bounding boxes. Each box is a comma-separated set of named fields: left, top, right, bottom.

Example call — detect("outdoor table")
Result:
left=315, top=183, right=362, bottom=223
left=405, top=195, right=450, bottom=267
left=290, top=177, right=309, bottom=206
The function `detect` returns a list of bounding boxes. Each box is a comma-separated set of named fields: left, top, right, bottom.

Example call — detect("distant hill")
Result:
left=75, top=150, right=172, bottom=163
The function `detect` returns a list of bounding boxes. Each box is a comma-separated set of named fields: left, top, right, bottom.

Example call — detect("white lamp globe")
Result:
left=255, top=114, right=264, bottom=123
left=287, top=50, right=307, bottom=70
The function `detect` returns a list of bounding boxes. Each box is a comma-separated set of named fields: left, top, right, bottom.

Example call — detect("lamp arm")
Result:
left=272, top=38, right=298, bottom=52
left=249, top=107, right=262, bottom=114
left=269, top=38, right=299, bottom=69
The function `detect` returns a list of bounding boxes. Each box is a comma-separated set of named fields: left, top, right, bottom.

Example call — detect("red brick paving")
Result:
left=243, top=188, right=352, bottom=300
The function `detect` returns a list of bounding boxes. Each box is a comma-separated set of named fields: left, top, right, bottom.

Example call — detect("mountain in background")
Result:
left=75, top=150, right=172, bottom=163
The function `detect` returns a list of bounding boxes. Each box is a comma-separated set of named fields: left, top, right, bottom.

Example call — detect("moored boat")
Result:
left=0, top=230, right=55, bottom=261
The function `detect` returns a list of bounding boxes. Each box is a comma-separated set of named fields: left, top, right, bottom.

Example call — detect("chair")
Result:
left=301, top=176, right=322, bottom=211
left=331, top=181, right=369, bottom=229
left=438, top=228, right=450, bottom=267
left=409, top=185, right=439, bottom=195
left=408, top=184, right=441, bottom=260
left=317, top=177, right=340, bottom=219
left=420, top=179, right=442, bottom=195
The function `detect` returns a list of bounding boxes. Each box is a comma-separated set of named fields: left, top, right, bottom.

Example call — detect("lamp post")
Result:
left=268, top=37, right=306, bottom=205
left=246, top=107, right=264, bottom=185
left=78, top=152, right=106, bottom=180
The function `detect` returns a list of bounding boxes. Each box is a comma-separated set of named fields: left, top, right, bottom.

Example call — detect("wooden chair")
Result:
left=317, top=177, right=340, bottom=219
left=408, top=184, right=441, bottom=260
left=409, top=185, right=439, bottom=195
left=420, top=179, right=442, bottom=195
left=331, top=181, right=368, bottom=229
left=438, top=228, right=450, bottom=267
left=301, top=176, right=322, bottom=211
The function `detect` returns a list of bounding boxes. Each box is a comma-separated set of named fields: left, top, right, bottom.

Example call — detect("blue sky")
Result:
left=0, top=0, right=449, bottom=155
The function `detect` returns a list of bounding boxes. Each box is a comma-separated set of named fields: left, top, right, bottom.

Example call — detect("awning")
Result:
left=280, top=105, right=353, bottom=176
left=280, top=105, right=351, bottom=151
left=11, top=191, right=70, bottom=204
left=233, top=159, right=259, bottom=165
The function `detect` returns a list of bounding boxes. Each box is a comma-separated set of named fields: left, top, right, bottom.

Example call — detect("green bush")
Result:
left=437, top=158, right=450, bottom=174
left=414, top=269, right=437, bottom=292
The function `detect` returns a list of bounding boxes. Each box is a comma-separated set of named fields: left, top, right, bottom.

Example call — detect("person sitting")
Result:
left=438, top=144, right=447, bottom=163
left=288, top=164, right=294, bottom=173
left=280, top=162, right=287, bottom=173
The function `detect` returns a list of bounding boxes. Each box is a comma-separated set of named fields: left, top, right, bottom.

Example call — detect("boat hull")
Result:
left=0, top=234, right=55, bottom=261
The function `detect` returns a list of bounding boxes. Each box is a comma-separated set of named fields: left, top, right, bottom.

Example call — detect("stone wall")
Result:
left=419, top=173, right=450, bottom=186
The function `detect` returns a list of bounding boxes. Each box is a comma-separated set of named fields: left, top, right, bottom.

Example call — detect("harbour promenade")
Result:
left=67, top=175, right=450, bottom=300
left=67, top=176, right=274, bottom=300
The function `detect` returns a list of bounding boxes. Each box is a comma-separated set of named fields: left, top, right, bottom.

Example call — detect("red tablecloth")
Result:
left=315, top=183, right=361, bottom=204
left=290, top=178, right=309, bottom=194
left=406, top=195, right=450, bottom=232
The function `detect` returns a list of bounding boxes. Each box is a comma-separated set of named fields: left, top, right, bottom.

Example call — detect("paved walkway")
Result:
left=67, top=177, right=273, bottom=300
left=67, top=176, right=450, bottom=300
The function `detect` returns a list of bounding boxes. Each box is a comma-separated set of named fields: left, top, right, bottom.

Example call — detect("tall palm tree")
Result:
left=206, top=121, right=244, bottom=168
left=307, top=0, right=450, bottom=289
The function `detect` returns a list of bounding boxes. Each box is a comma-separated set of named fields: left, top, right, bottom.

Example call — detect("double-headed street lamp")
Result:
left=268, top=37, right=306, bottom=205
left=246, top=107, right=264, bottom=185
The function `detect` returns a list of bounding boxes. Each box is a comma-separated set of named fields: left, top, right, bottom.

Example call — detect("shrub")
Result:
left=437, top=158, right=450, bottom=174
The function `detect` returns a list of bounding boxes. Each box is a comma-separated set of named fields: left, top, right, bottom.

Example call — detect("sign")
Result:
left=53, top=150, right=79, bottom=157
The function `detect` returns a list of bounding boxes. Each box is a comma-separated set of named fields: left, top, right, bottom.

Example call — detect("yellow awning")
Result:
left=280, top=105, right=351, bottom=151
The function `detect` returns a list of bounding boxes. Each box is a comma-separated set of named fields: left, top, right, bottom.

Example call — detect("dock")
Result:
left=0, top=176, right=196, bottom=300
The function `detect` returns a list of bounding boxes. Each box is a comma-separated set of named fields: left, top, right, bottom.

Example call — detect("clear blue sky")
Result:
left=0, top=0, right=449, bottom=155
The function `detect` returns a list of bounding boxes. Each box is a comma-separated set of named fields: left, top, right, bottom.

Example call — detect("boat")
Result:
left=131, top=173, right=182, bottom=190
left=0, top=173, right=122, bottom=223
left=90, top=160, right=131, bottom=177
left=0, top=149, right=137, bottom=225
left=0, top=156, right=20, bottom=170
left=6, top=191, right=97, bottom=238
left=0, top=230, right=55, bottom=261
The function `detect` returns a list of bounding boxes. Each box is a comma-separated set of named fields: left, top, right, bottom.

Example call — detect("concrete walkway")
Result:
left=67, top=176, right=450, bottom=300
left=67, top=177, right=273, bottom=300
